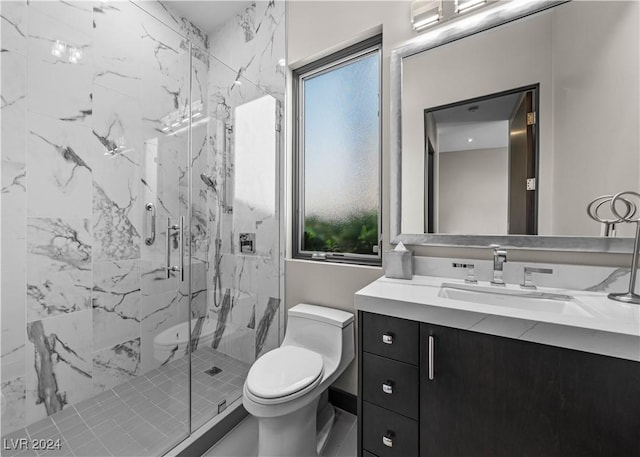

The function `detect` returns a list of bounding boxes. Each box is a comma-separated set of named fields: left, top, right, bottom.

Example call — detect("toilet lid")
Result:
left=246, top=346, right=324, bottom=399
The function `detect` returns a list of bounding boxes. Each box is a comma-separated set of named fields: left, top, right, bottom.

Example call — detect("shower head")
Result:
left=200, top=173, right=216, bottom=190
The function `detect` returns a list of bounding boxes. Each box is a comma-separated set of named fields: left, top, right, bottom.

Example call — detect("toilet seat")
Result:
left=246, top=346, right=324, bottom=404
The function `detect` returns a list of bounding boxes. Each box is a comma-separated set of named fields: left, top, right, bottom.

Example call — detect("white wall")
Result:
left=286, top=1, right=413, bottom=395
left=551, top=1, right=639, bottom=236
left=438, top=147, right=508, bottom=234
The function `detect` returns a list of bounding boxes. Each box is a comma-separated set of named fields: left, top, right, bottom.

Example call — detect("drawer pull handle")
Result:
left=383, top=432, right=394, bottom=448
left=382, top=333, right=394, bottom=345
left=382, top=381, right=394, bottom=394
left=428, top=335, right=435, bottom=381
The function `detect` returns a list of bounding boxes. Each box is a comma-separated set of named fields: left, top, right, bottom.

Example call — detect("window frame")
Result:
left=292, top=35, right=383, bottom=266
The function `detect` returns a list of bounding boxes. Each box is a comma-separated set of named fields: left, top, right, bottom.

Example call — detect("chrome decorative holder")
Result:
left=607, top=191, right=640, bottom=305
left=586, top=194, right=636, bottom=237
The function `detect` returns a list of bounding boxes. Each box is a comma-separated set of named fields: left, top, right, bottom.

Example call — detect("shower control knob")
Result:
left=382, top=333, right=394, bottom=345
left=382, top=381, right=394, bottom=394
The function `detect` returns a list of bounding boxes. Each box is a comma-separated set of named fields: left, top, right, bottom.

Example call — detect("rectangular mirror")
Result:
left=390, top=0, right=639, bottom=252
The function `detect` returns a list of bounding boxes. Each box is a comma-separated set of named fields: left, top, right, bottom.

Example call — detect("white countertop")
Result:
left=355, top=275, right=640, bottom=362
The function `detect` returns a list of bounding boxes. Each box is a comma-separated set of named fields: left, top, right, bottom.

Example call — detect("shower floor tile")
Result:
left=1, top=348, right=250, bottom=457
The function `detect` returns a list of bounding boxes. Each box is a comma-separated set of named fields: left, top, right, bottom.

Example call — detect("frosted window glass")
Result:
left=302, top=51, right=380, bottom=255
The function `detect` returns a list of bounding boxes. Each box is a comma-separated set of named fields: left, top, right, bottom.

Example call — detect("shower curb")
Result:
left=166, top=399, right=248, bottom=457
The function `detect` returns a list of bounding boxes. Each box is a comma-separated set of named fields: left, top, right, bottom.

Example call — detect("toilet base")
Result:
left=316, top=391, right=335, bottom=454
left=257, top=396, right=321, bottom=457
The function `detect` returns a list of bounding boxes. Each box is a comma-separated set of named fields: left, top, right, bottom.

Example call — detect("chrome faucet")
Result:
left=452, top=262, right=477, bottom=284
left=490, top=246, right=507, bottom=286
left=520, top=266, right=553, bottom=290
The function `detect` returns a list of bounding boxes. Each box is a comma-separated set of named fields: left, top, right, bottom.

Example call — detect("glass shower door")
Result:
left=187, top=45, right=283, bottom=430
left=136, top=11, right=193, bottom=453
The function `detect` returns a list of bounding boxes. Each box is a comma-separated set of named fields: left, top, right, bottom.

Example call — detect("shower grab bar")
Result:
left=144, top=202, right=156, bottom=246
left=166, top=216, right=185, bottom=281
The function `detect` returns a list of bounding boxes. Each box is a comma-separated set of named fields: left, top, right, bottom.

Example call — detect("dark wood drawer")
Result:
left=363, top=451, right=378, bottom=457
left=362, top=352, right=419, bottom=420
left=363, top=402, right=418, bottom=457
left=362, top=312, right=419, bottom=365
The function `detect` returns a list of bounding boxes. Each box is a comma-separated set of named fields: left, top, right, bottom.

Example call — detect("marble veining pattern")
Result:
left=93, top=183, right=141, bottom=261
left=26, top=113, right=93, bottom=218
left=255, top=297, right=280, bottom=358
left=25, top=310, right=93, bottom=424
left=92, top=338, right=141, bottom=393
left=26, top=218, right=92, bottom=321
left=92, top=260, right=141, bottom=351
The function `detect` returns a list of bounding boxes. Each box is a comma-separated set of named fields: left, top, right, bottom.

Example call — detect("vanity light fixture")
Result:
left=411, top=0, right=443, bottom=31
left=455, top=0, right=488, bottom=14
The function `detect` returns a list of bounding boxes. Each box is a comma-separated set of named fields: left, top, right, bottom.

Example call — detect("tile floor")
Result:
left=203, top=407, right=357, bottom=457
left=1, top=348, right=250, bottom=457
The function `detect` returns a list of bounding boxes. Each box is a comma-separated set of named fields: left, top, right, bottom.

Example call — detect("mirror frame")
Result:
left=390, top=0, right=635, bottom=253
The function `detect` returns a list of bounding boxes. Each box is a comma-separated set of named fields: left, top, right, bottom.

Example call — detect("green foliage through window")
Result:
left=303, top=211, right=378, bottom=255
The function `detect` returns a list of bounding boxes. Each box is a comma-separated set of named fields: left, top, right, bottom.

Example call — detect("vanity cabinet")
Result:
left=358, top=311, right=640, bottom=457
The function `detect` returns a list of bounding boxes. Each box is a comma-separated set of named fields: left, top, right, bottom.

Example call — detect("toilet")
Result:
left=242, top=303, right=355, bottom=457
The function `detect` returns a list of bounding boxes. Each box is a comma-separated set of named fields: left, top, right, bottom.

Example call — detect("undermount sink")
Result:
left=438, top=283, right=592, bottom=317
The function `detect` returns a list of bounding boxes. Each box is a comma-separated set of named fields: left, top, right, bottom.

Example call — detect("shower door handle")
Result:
left=144, top=202, right=156, bottom=246
left=166, top=216, right=185, bottom=282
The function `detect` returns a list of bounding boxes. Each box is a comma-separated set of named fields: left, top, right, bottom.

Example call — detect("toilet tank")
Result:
left=282, top=304, right=354, bottom=372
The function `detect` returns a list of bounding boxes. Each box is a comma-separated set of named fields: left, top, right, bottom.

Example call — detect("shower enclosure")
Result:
left=0, top=1, right=285, bottom=455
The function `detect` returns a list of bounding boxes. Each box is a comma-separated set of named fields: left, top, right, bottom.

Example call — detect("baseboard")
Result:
left=328, top=387, right=358, bottom=415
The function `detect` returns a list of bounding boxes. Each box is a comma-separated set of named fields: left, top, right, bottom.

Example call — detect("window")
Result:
left=293, top=35, right=382, bottom=265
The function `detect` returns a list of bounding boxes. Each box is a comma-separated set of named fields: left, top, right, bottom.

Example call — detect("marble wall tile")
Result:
left=208, top=1, right=286, bottom=98
left=26, top=7, right=93, bottom=123
left=216, top=326, right=256, bottom=365
left=140, top=258, right=179, bottom=297
left=92, top=338, right=141, bottom=393
left=92, top=260, right=141, bottom=351
left=255, top=296, right=280, bottom=358
left=26, top=217, right=92, bottom=321
left=138, top=12, right=187, bottom=79
left=135, top=0, right=209, bottom=51
left=205, top=0, right=285, bottom=362
left=92, top=78, right=143, bottom=168
left=90, top=84, right=143, bottom=262
left=1, top=377, right=26, bottom=436
left=93, top=1, right=143, bottom=98
left=1, top=48, right=27, bottom=383
left=1, top=1, right=27, bottom=55
left=26, top=113, right=93, bottom=218
left=141, top=65, right=188, bottom=139
left=140, top=290, right=179, bottom=373
left=25, top=310, right=93, bottom=424
left=27, top=1, right=95, bottom=33
left=93, top=183, right=141, bottom=261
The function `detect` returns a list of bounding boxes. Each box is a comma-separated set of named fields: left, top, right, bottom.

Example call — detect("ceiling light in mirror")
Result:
left=412, top=0, right=443, bottom=31
left=455, top=0, right=487, bottom=14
